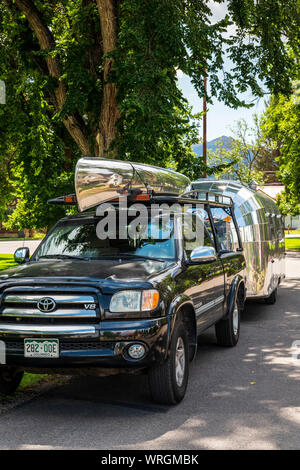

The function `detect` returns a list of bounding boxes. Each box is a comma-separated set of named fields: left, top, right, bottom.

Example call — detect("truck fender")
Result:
left=165, top=294, right=197, bottom=362
left=223, top=275, right=245, bottom=320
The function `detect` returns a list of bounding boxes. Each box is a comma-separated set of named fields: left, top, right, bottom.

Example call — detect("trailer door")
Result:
left=209, top=206, right=245, bottom=301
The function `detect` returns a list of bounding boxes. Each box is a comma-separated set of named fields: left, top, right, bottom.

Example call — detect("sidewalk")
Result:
left=0, top=240, right=42, bottom=255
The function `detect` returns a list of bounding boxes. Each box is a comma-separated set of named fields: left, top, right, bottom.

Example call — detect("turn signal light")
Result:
left=142, top=290, right=159, bottom=311
left=64, top=195, right=77, bottom=204
left=135, top=194, right=150, bottom=201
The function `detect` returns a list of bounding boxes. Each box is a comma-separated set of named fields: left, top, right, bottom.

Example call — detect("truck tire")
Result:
left=265, top=287, right=277, bottom=305
left=0, top=367, right=24, bottom=395
left=148, top=321, right=189, bottom=405
left=215, top=299, right=240, bottom=347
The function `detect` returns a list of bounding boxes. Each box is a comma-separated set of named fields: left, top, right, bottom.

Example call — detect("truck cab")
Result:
left=0, top=192, right=246, bottom=405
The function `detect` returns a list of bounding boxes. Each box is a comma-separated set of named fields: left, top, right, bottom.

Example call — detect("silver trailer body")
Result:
left=190, top=179, right=286, bottom=299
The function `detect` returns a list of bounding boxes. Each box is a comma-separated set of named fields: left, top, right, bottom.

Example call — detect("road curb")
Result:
left=0, top=375, right=70, bottom=416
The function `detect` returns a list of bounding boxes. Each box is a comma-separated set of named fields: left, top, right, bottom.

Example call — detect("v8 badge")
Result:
left=84, top=303, right=96, bottom=310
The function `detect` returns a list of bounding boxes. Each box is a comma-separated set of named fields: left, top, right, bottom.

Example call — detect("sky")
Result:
left=177, top=72, right=267, bottom=142
left=177, top=1, right=268, bottom=142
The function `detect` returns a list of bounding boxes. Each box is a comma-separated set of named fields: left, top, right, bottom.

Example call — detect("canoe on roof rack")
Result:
left=74, top=157, right=191, bottom=212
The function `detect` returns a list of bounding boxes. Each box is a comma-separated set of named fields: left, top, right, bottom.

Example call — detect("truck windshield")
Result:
left=34, top=215, right=176, bottom=262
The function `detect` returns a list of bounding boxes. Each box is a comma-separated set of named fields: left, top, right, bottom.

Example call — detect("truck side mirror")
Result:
left=190, top=246, right=217, bottom=264
left=14, top=247, right=30, bottom=264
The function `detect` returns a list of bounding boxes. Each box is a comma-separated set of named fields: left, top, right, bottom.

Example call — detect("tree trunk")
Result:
left=96, top=0, right=119, bottom=157
left=14, top=0, right=120, bottom=158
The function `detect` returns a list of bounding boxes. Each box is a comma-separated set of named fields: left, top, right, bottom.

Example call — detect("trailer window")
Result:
left=210, top=207, right=239, bottom=252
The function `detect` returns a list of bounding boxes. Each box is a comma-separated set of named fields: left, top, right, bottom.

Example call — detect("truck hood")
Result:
left=0, top=258, right=173, bottom=284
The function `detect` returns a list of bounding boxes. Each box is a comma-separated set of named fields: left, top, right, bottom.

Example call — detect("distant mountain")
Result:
left=193, top=135, right=233, bottom=157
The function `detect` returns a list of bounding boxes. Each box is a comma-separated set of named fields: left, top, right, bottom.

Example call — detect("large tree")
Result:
left=207, top=118, right=266, bottom=185
left=260, top=90, right=300, bottom=215
left=1, top=0, right=298, bottom=158
left=0, top=0, right=299, bottom=228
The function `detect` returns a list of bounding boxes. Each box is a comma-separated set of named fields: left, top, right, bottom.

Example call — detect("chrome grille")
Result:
left=1, top=308, right=97, bottom=319
left=0, top=287, right=101, bottom=324
left=4, top=294, right=96, bottom=304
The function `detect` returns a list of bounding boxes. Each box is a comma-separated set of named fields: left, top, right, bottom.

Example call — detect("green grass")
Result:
left=18, top=373, right=49, bottom=391
left=0, top=254, right=17, bottom=271
left=285, top=237, right=300, bottom=251
left=0, top=374, right=56, bottom=403
left=285, top=229, right=300, bottom=235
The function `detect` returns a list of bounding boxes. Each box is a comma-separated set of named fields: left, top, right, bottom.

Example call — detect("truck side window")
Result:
left=191, top=207, right=215, bottom=244
left=183, top=212, right=214, bottom=257
left=210, top=207, right=239, bottom=252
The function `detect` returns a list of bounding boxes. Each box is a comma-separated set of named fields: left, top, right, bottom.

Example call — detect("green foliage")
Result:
left=260, top=91, right=300, bottom=215
left=0, top=64, right=80, bottom=230
left=0, top=2, right=83, bottom=230
left=208, top=119, right=265, bottom=185
left=0, top=0, right=299, bottom=229
left=113, top=0, right=298, bottom=163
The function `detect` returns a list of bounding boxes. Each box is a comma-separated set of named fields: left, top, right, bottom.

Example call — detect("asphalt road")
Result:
left=0, top=254, right=299, bottom=450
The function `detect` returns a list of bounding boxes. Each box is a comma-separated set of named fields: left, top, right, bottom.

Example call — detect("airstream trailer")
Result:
left=189, top=179, right=286, bottom=303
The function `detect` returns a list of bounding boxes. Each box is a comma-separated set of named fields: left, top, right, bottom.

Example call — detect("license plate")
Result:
left=24, top=339, right=59, bottom=358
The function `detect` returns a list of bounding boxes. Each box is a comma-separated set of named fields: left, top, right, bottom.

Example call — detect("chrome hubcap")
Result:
left=175, top=337, right=185, bottom=387
left=233, top=303, right=239, bottom=336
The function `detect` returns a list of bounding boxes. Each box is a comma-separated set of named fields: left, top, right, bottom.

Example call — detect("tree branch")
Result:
left=14, top=0, right=92, bottom=155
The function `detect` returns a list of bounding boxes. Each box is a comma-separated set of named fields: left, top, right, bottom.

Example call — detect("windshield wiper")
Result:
left=38, top=254, right=89, bottom=261
left=38, top=254, right=172, bottom=262
left=104, top=253, right=170, bottom=262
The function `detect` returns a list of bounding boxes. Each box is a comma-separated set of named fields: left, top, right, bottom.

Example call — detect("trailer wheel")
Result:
left=215, top=299, right=240, bottom=347
left=148, top=321, right=189, bottom=405
left=265, top=287, right=277, bottom=305
left=0, top=367, right=24, bottom=395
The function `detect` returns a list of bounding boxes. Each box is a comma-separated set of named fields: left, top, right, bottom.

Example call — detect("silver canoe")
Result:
left=75, top=157, right=190, bottom=211
left=190, top=179, right=286, bottom=299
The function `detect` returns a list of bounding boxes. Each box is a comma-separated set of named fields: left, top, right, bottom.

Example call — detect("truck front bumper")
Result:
left=0, top=317, right=169, bottom=369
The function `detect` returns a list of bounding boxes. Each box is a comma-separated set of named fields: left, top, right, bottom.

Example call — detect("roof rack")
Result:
left=181, top=189, right=233, bottom=207
left=47, top=189, right=233, bottom=208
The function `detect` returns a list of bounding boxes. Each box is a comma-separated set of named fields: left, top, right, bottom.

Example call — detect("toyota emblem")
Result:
left=37, top=297, right=56, bottom=313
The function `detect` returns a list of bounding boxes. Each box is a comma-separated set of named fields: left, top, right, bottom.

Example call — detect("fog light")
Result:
left=127, top=344, right=146, bottom=360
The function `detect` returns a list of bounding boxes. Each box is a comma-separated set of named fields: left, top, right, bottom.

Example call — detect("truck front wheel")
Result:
left=0, top=367, right=24, bottom=395
left=148, top=321, right=189, bottom=405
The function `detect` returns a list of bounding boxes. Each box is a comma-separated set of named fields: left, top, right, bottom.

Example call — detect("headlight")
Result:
left=109, top=290, right=159, bottom=313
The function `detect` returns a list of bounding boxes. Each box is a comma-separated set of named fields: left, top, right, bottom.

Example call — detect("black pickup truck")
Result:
left=0, top=194, right=246, bottom=405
